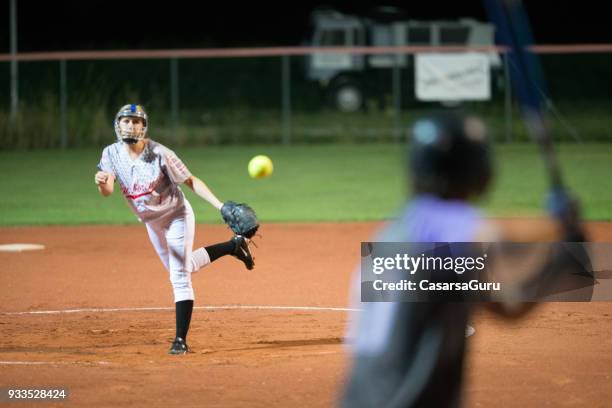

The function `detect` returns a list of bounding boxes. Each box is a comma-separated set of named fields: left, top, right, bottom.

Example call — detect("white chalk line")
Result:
left=2, top=305, right=362, bottom=316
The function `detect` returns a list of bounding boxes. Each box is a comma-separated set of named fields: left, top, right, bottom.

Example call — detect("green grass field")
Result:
left=1, top=143, right=611, bottom=226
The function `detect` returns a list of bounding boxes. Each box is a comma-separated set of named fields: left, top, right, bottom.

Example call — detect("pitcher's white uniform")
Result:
left=98, top=140, right=210, bottom=302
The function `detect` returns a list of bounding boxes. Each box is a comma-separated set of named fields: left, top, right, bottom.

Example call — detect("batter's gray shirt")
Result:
left=98, top=140, right=192, bottom=222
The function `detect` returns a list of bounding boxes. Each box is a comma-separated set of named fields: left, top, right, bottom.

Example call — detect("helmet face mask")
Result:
left=117, top=117, right=145, bottom=144
left=114, top=104, right=148, bottom=144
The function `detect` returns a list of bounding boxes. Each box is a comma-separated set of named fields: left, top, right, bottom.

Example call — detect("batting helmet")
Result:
left=114, top=104, right=148, bottom=144
left=409, top=111, right=493, bottom=199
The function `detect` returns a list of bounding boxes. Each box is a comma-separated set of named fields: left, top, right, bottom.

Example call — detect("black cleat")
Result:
left=232, top=235, right=254, bottom=270
left=169, top=337, right=189, bottom=355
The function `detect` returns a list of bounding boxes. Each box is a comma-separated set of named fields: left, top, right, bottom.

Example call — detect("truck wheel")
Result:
left=333, top=83, right=363, bottom=113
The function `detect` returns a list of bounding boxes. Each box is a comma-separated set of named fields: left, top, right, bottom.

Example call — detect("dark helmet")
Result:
left=409, top=111, right=493, bottom=199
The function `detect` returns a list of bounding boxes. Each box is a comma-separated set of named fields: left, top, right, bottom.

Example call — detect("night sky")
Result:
left=1, top=1, right=610, bottom=53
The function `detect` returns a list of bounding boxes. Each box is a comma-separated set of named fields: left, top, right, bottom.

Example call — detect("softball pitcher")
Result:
left=95, top=104, right=254, bottom=355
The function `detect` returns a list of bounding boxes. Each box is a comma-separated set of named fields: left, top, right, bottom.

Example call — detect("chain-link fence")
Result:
left=1, top=47, right=611, bottom=149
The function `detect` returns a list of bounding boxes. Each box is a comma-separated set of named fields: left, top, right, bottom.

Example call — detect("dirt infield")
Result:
left=1, top=221, right=611, bottom=407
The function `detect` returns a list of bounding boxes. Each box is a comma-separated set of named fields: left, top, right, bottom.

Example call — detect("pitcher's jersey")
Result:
left=98, top=140, right=192, bottom=222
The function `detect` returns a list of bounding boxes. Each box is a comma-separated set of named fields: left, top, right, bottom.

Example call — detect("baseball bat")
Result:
left=484, top=0, right=564, bottom=190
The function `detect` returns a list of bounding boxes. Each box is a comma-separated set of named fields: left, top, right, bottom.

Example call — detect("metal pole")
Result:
left=60, top=59, right=68, bottom=148
left=10, top=0, right=18, bottom=122
left=281, top=55, right=291, bottom=145
left=504, top=52, right=512, bottom=143
left=392, top=54, right=402, bottom=142
left=170, top=57, right=179, bottom=133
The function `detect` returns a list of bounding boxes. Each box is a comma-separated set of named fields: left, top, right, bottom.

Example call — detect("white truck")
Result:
left=306, top=9, right=501, bottom=112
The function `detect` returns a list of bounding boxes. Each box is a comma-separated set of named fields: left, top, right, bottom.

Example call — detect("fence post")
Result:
left=9, top=0, right=18, bottom=123
left=170, top=57, right=179, bottom=135
left=503, top=52, right=513, bottom=143
left=59, top=59, right=68, bottom=149
left=281, top=55, right=292, bottom=145
left=392, top=54, right=402, bottom=142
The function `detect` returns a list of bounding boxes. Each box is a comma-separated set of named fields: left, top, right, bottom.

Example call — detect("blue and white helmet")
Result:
left=114, top=104, right=149, bottom=144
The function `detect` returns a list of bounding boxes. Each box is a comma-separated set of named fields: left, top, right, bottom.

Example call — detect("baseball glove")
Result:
left=220, top=201, right=259, bottom=238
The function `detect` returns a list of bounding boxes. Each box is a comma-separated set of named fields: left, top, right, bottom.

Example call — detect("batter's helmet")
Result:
left=114, top=104, right=148, bottom=144
left=409, top=111, right=493, bottom=199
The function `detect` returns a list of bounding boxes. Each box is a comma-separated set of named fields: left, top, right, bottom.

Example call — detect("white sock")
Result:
left=190, top=247, right=211, bottom=273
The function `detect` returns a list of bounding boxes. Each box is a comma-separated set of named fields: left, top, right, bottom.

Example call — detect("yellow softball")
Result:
left=248, top=155, right=273, bottom=179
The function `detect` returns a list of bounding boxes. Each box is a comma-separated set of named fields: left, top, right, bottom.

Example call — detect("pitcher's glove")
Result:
left=220, top=201, right=259, bottom=238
